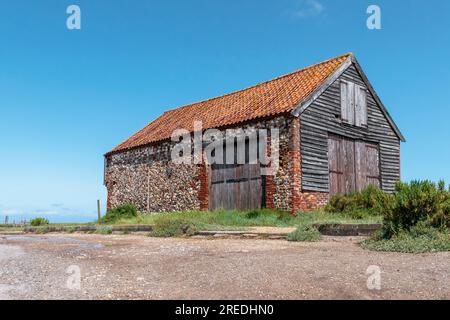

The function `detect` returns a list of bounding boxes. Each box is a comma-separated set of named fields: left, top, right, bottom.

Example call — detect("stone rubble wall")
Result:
left=105, top=139, right=201, bottom=212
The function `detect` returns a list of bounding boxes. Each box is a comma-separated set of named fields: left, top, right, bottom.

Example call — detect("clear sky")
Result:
left=1, top=0, right=449, bottom=222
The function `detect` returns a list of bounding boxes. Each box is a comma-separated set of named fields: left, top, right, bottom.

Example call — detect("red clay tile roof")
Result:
left=109, top=53, right=352, bottom=155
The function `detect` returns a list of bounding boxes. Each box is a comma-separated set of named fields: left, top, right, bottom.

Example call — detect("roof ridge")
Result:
left=162, top=52, right=353, bottom=114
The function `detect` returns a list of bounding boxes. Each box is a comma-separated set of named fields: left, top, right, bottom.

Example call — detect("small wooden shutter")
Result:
left=355, top=85, right=367, bottom=127
left=341, top=81, right=355, bottom=125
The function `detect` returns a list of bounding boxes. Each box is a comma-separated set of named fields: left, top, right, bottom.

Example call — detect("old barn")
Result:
left=104, top=53, right=404, bottom=213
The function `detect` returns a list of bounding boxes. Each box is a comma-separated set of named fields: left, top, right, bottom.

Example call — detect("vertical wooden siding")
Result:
left=209, top=164, right=262, bottom=210
left=300, top=64, right=401, bottom=193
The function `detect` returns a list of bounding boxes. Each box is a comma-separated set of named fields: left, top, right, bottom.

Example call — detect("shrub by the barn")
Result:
left=103, top=204, right=138, bottom=223
left=361, top=180, right=450, bottom=253
left=381, top=180, right=450, bottom=238
left=325, top=185, right=388, bottom=217
left=30, top=217, right=49, bottom=226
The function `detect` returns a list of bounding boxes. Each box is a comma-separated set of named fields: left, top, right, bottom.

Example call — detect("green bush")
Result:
left=344, top=208, right=371, bottom=220
left=326, top=182, right=450, bottom=235
left=357, top=185, right=392, bottom=212
left=102, top=204, right=138, bottom=223
left=408, top=222, right=443, bottom=238
left=381, top=180, right=450, bottom=238
left=359, top=180, right=450, bottom=253
left=149, top=218, right=198, bottom=237
left=325, top=185, right=388, bottom=216
left=30, top=217, right=49, bottom=226
left=326, top=193, right=355, bottom=213
left=430, top=198, right=450, bottom=228
left=287, top=225, right=322, bottom=242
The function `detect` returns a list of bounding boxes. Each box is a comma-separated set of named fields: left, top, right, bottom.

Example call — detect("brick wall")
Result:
left=289, top=117, right=302, bottom=213
left=299, top=192, right=329, bottom=211
left=198, top=161, right=209, bottom=211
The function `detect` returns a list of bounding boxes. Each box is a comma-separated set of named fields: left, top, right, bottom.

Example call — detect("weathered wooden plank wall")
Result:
left=300, top=64, right=401, bottom=193
left=327, top=135, right=380, bottom=196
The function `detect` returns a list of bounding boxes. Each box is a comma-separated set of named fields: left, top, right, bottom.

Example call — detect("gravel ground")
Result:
left=0, top=233, right=449, bottom=300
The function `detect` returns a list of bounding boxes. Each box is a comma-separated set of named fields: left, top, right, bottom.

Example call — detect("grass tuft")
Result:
left=34, top=226, right=51, bottom=234
left=102, top=204, right=138, bottom=224
left=149, top=219, right=197, bottom=238
left=287, top=225, right=322, bottom=242
left=95, top=226, right=113, bottom=235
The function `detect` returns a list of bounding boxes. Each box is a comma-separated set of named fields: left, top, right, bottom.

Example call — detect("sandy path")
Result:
left=0, top=233, right=449, bottom=300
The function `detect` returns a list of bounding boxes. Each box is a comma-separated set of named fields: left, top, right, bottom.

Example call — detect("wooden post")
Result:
left=97, top=199, right=101, bottom=224
left=147, top=168, right=150, bottom=213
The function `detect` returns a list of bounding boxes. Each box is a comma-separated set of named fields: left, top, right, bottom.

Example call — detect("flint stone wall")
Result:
left=105, top=115, right=294, bottom=212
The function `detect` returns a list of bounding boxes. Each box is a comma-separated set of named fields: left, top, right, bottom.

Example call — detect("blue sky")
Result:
left=0, top=0, right=449, bottom=222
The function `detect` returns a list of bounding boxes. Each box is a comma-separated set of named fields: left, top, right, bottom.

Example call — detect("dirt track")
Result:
left=0, top=233, right=449, bottom=300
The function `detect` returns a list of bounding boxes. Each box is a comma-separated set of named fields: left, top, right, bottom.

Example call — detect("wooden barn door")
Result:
left=209, top=164, right=262, bottom=211
left=357, top=142, right=380, bottom=189
left=208, top=137, right=263, bottom=211
left=328, top=135, right=380, bottom=196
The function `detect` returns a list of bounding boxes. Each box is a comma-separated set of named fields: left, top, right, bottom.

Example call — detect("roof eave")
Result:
left=291, top=56, right=353, bottom=117
left=104, top=111, right=294, bottom=157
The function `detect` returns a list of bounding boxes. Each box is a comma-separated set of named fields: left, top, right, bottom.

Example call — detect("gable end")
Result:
left=292, top=55, right=405, bottom=142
